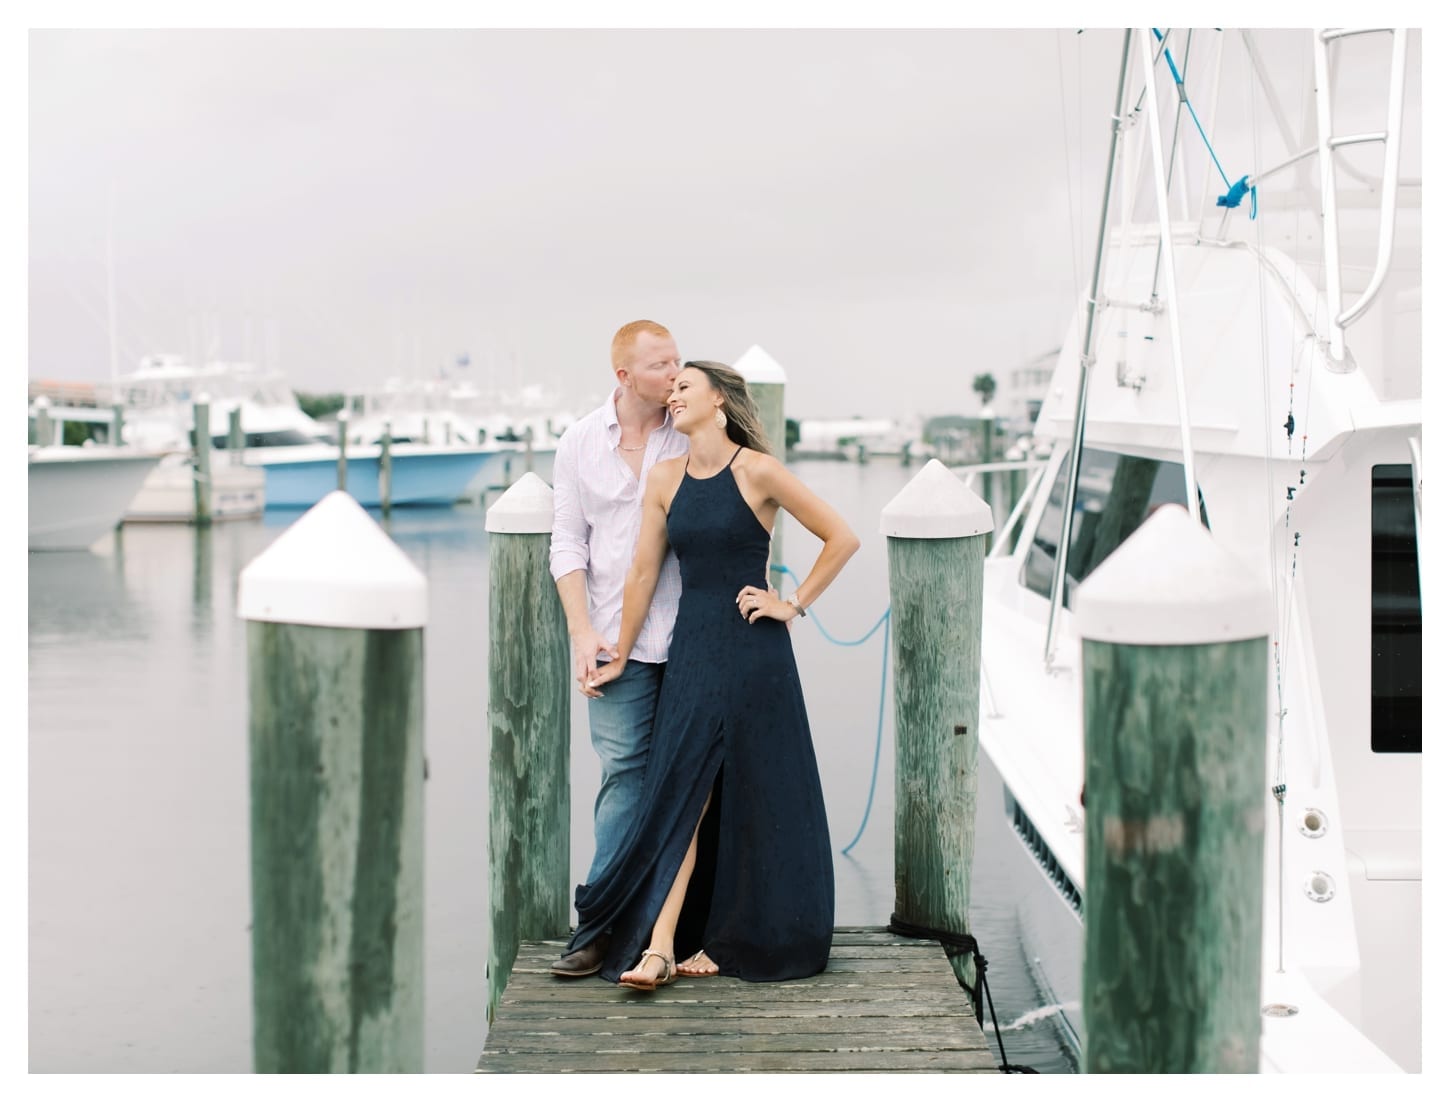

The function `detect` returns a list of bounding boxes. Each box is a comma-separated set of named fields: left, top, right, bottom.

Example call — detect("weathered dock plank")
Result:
left=477, top=927, right=999, bottom=1073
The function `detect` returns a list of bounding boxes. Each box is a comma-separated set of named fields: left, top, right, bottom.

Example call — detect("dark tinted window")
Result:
left=1371, top=464, right=1421, bottom=753
left=1021, top=447, right=1208, bottom=605
left=209, top=429, right=328, bottom=448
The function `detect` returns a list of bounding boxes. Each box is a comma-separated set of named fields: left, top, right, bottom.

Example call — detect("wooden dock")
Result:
left=477, top=926, right=1000, bottom=1073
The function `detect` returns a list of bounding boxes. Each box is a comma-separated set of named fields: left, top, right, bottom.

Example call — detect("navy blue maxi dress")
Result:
left=566, top=448, right=835, bottom=983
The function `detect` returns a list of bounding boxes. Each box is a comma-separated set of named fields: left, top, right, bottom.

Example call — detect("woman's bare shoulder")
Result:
left=735, top=447, right=789, bottom=482
left=647, top=454, right=689, bottom=480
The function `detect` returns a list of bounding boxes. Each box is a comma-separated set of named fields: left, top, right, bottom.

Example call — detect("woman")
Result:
left=567, top=360, right=859, bottom=990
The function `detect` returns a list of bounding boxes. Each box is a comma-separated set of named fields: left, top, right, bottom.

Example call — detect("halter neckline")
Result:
left=684, top=444, right=744, bottom=481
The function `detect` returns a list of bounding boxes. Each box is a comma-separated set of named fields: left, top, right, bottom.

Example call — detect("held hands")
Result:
left=736, top=583, right=798, bottom=625
left=586, top=655, right=628, bottom=695
left=572, top=627, right=618, bottom=698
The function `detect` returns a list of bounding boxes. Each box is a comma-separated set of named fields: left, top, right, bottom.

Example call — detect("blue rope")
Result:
left=1152, top=28, right=1257, bottom=219
left=770, top=563, right=891, bottom=855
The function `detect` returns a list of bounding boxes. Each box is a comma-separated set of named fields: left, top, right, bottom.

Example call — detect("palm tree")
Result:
left=972, top=372, right=997, bottom=409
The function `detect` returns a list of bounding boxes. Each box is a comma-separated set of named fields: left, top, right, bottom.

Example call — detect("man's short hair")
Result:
left=611, top=320, right=673, bottom=373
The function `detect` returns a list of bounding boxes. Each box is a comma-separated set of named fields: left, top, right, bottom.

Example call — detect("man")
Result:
left=547, top=319, right=688, bottom=977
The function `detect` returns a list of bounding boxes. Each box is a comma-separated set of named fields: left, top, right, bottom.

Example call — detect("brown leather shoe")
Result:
left=549, top=936, right=608, bottom=977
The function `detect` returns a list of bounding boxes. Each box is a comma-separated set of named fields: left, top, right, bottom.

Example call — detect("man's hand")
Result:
left=585, top=655, right=628, bottom=695
left=572, top=628, right=618, bottom=698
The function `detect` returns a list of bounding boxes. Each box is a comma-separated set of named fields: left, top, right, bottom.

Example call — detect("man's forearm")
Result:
left=554, top=570, right=594, bottom=638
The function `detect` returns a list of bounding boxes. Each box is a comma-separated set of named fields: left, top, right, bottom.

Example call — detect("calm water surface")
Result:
left=28, top=458, right=1075, bottom=1073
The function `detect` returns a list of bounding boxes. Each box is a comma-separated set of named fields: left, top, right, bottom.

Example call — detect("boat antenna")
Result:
left=106, top=182, right=119, bottom=390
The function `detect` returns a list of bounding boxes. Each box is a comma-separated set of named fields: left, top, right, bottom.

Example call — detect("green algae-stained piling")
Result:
left=227, top=406, right=244, bottom=459
left=336, top=409, right=350, bottom=492
left=32, top=395, right=53, bottom=445
left=485, top=473, right=571, bottom=1022
left=1075, top=505, right=1273, bottom=1073
left=880, top=459, right=994, bottom=996
left=193, top=397, right=212, bottom=526
left=237, top=491, right=428, bottom=1072
left=379, top=423, right=393, bottom=513
left=735, top=344, right=788, bottom=571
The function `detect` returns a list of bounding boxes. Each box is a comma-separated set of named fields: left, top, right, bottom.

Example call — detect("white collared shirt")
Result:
left=549, top=389, right=689, bottom=663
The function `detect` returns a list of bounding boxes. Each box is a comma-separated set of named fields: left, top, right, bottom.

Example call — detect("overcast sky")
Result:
left=25, top=21, right=1424, bottom=420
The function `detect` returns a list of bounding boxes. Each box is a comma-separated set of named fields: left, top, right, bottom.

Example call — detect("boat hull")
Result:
left=29, top=449, right=163, bottom=550
left=976, top=747, right=1086, bottom=1062
left=125, top=454, right=266, bottom=522
left=465, top=446, right=556, bottom=500
left=253, top=445, right=494, bottom=508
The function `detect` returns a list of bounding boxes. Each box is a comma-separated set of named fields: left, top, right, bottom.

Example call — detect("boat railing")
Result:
left=947, top=458, right=1049, bottom=555
left=1311, top=28, right=1409, bottom=365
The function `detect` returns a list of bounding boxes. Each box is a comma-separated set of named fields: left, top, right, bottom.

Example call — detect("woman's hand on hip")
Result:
left=736, top=584, right=795, bottom=625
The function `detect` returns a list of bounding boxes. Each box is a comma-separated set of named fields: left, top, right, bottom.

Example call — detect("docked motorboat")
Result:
left=122, top=452, right=267, bottom=523
left=113, top=357, right=498, bottom=509
left=976, top=28, right=1420, bottom=1072
left=341, top=375, right=563, bottom=499
left=28, top=445, right=164, bottom=550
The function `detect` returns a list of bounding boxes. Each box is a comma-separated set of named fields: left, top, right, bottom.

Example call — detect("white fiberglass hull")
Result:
left=29, top=447, right=163, bottom=551
left=124, top=453, right=266, bottom=522
left=978, top=547, right=1413, bottom=1073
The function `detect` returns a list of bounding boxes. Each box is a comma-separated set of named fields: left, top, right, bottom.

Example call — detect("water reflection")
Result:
left=191, top=525, right=213, bottom=636
left=28, top=542, right=147, bottom=645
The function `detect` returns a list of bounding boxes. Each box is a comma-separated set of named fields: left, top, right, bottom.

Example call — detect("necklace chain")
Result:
left=618, top=441, right=646, bottom=452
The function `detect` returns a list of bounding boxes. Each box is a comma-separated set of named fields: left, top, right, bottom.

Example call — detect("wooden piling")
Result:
left=379, top=423, right=393, bottom=514
left=735, top=345, right=788, bottom=571
left=485, top=474, right=571, bottom=1022
left=32, top=396, right=53, bottom=446
left=978, top=409, right=995, bottom=465
left=880, top=459, right=994, bottom=995
left=336, top=410, right=350, bottom=492
left=112, top=402, right=126, bottom=447
left=1075, top=505, right=1272, bottom=1073
left=228, top=406, right=244, bottom=463
left=237, top=491, right=428, bottom=1072
left=193, top=397, right=212, bottom=527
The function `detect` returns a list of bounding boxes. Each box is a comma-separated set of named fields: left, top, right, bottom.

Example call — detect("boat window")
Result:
left=1020, top=447, right=1209, bottom=606
left=1371, top=464, right=1421, bottom=753
left=208, top=429, right=325, bottom=448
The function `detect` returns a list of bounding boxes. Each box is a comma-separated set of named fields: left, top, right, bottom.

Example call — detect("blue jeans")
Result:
left=585, top=659, right=664, bottom=886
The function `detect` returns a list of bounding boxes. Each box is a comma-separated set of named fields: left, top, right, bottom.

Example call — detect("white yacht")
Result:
left=977, top=28, right=1420, bottom=1072
left=28, top=445, right=164, bottom=550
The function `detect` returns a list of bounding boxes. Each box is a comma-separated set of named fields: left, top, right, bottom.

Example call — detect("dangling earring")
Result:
left=714, top=407, right=728, bottom=430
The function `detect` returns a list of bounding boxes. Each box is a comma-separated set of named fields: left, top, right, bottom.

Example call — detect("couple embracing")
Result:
left=547, top=320, right=858, bottom=991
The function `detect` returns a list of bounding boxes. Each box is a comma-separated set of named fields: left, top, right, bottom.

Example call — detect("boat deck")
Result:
left=477, top=926, right=999, bottom=1074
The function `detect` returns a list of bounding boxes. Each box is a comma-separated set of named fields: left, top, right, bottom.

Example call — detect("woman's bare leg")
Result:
left=618, top=795, right=712, bottom=986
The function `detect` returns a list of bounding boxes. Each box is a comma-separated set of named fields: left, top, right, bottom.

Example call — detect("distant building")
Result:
left=1004, top=347, right=1059, bottom=432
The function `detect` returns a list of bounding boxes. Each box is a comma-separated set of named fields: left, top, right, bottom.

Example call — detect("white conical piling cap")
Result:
left=880, top=458, right=994, bottom=539
left=1075, top=505, right=1272, bottom=645
left=237, top=491, right=427, bottom=629
left=733, top=344, right=788, bottom=383
left=486, top=472, right=554, bottom=534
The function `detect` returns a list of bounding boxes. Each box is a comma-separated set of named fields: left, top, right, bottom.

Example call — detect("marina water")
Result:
left=28, top=458, right=1077, bottom=1073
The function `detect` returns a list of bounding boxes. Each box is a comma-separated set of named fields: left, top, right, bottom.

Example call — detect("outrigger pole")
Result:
left=1044, top=29, right=1135, bottom=668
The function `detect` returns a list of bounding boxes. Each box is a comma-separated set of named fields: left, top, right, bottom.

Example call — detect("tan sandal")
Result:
left=618, top=948, right=676, bottom=992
